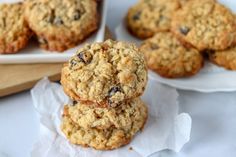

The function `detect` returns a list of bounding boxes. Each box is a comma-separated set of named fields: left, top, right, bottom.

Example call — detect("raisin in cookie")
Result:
left=0, top=3, right=32, bottom=54
left=140, top=32, right=204, bottom=78
left=208, top=47, right=236, bottom=70
left=61, top=40, right=147, bottom=107
left=126, top=0, right=180, bottom=39
left=171, top=0, right=236, bottom=51
left=24, top=0, right=98, bottom=52
left=61, top=98, right=148, bottom=150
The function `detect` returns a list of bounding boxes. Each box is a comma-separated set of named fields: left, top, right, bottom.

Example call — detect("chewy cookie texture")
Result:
left=61, top=98, right=148, bottom=150
left=24, top=0, right=98, bottom=52
left=140, top=32, right=204, bottom=78
left=0, top=3, right=32, bottom=54
left=61, top=39, right=147, bottom=107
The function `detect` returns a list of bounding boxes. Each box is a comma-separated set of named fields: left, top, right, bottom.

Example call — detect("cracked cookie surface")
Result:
left=61, top=40, right=147, bottom=107
left=0, top=3, right=32, bottom=54
left=61, top=98, right=148, bottom=150
left=24, top=0, right=98, bottom=52
left=126, top=0, right=180, bottom=39
left=171, top=0, right=236, bottom=51
left=208, top=47, right=236, bottom=71
left=140, top=32, right=204, bottom=78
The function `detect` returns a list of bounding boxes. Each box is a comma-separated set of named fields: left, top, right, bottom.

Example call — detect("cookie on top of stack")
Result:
left=127, top=0, right=236, bottom=78
left=60, top=39, right=148, bottom=150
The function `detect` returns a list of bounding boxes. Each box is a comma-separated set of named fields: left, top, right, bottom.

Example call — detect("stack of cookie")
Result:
left=127, top=0, right=236, bottom=78
left=60, top=39, right=148, bottom=150
left=0, top=0, right=99, bottom=54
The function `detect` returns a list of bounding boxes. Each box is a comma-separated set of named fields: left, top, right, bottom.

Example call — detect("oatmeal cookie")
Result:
left=171, top=0, right=236, bottom=51
left=65, top=98, right=147, bottom=130
left=0, top=3, right=32, bottom=54
left=61, top=40, right=147, bottom=107
left=24, top=0, right=98, bottom=52
left=126, top=0, right=180, bottom=39
left=208, top=47, right=236, bottom=70
left=178, top=0, right=191, bottom=7
left=140, top=32, right=204, bottom=78
left=61, top=98, right=148, bottom=150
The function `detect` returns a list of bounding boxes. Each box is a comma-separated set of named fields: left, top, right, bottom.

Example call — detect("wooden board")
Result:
left=0, top=27, right=113, bottom=97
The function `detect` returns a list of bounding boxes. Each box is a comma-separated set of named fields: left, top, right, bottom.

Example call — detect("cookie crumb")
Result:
left=129, top=147, right=133, bottom=151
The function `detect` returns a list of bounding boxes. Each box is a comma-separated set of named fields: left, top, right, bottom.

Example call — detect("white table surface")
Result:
left=1, top=0, right=236, bottom=157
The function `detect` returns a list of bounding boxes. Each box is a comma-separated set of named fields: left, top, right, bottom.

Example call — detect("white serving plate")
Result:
left=115, top=0, right=236, bottom=92
left=0, top=0, right=107, bottom=64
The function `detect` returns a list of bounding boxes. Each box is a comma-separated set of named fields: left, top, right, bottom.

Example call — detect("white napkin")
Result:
left=115, top=22, right=236, bottom=93
left=30, top=78, right=191, bottom=157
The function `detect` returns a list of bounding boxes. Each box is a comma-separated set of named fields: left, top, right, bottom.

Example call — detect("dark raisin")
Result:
left=72, top=101, right=77, bottom=106
left=204, top=50, right=214, bottom=54
left=46, top=10, right=55, bottom=23
left=108, top=99, right=119, bottom=108
left=151, top=43, right=159, bottom=50
left=108, top=86, right=121, bottom=97
left=54, top=17, right=64, bottom=25
left=70, top=59, right=78, bottom=67
left=159, top=15, right=164, bottom=21
left=38, top=38, right=47, bottom=44
left=101, top=43, right=109, bottom=50
left=133, top=11, right=141, bottom=21
left=179, top=26, right=190, bottom=35
left=73, top=10, right=81, bottom=20
left=203, top=50, right=214, bottom=58
left=46, top=15, right=54, bottom=23
left=1, top=18, right=6, bottom=28
left=77, top=51, right=92, bottom=64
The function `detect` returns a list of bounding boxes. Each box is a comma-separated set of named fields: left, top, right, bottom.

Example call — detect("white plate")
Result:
left=115, top=0, right=236, bottom=92
left=0, top=0, right=108, bottom=64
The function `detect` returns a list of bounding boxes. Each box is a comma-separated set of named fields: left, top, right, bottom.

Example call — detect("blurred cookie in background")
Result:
left=140, top=32, right=204, bottom=78
left=24, top=0, right=99, bottom=52
left=0, top=3, right=32, bottom=54
left=126, top=0, right=180, bottom=39
left=171, top=0, right=236, bottom=51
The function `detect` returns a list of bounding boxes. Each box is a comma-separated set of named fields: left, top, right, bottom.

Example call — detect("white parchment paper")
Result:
left=30, top=78, right=191, bottom=157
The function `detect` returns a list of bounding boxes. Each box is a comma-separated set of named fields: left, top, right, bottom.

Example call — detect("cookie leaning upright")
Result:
left=61, top=40, right=148, bottom=107
left=0, top=3, right=32, bottom=54
left=61, top=98, right=148, bottom=150
left=171, top=0, right=236, bottom=51
left=24, top=0, right=98, bottom=52
left=140, top=32, right=203, bottom=78
left=126, top=0, right=180, bottom=39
